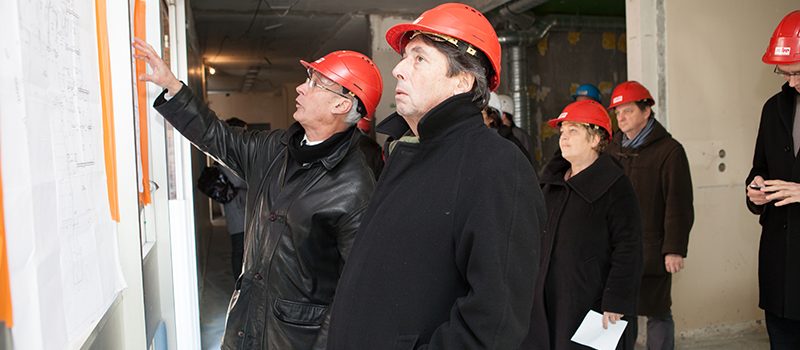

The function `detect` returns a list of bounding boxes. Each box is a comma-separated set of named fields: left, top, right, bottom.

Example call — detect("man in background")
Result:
left=220, top=117, right=248, bottom=281
left=606, top=81, right=694, bottom=350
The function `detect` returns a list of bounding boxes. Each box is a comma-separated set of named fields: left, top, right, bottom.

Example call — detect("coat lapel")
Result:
left=778, top=82, right=797, bottom=139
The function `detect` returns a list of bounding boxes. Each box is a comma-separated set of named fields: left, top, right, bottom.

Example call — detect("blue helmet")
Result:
left=572, top=84, right=602, bottom=103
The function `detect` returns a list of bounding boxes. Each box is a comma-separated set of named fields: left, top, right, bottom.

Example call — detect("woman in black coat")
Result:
left=525, top=100, right=643, bottom=349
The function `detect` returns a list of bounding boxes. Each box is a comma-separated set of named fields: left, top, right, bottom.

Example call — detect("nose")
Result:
left=789, top=75, right=800, bottom=89
left=392, top=57, right=407, bottom=81
left=296, top=79, right=308, bottom=95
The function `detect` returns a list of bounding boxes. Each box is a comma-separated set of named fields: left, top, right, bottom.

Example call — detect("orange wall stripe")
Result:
left=95, top=0, right=120, bottom=222
left=0, top=160, right=12, bottom=327
left=134, top=0, right=151, bottom=205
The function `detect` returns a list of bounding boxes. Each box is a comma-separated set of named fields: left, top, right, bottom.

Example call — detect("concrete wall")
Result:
left=629, top=0, right=798, bottom=334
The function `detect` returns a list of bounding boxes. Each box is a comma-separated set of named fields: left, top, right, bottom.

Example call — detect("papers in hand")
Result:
left=570, top=310, right=628, bottom=350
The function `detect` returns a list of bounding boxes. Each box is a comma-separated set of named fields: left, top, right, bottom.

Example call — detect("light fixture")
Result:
left=208, top=66, right=216, bottom=75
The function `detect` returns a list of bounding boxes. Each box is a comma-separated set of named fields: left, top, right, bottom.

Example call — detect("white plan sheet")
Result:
left=571, top=310, right=628, bottom=350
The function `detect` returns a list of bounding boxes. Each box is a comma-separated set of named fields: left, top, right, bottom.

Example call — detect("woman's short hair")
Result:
left=581, top=123, right=610, bottom=153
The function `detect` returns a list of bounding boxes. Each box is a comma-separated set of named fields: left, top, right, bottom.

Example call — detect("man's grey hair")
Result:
left=343, top=96, right=363, bottom=125
left=317, top=72, right=365, bottom=125
left=416, top=35, right=492, bottom=110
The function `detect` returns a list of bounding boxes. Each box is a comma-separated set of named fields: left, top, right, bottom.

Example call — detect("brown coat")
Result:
left=605, top=119, right=694, bottom=316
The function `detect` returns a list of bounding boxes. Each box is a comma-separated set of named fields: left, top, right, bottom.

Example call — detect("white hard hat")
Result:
left=498, top=94, right=514, bottom=116
left=487, top=92, right=503, bottom=113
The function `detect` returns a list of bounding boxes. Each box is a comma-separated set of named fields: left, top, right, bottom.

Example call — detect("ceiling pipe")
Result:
left=495, top=13, right=625, bottom=167
left=497, top=15, right=625, bottom=45
left=486, top=0, right=550, bottom=20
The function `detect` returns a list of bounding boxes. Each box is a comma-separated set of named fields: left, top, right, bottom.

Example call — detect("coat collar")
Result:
left=541, top=153, right=624, bottom=203
left=778, top=82, right=799, bottom=135
left=376, top=93, right=483, bottom=142
left=279, top=122, right=358, bottom=171
left=612, top=118, right=670, bottom=150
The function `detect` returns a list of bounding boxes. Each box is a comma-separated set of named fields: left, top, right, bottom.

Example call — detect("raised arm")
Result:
left=132, top=38, right=281, bottom=179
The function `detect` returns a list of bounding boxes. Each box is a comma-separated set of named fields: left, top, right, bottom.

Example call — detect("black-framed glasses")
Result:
left=774, top=66, right=800, bottom=78
left=305, top=69, right=354, bottom=99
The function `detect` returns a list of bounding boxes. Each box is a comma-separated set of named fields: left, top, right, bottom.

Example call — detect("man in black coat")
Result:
left=745, top=10, right=800, bottom=350
left=134, top=39, right=383, bottom=350
left=327, top=3, right=546, bottom=349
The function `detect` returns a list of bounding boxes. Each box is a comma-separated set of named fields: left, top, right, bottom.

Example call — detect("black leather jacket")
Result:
left=154, top=85, right=376, bottom=349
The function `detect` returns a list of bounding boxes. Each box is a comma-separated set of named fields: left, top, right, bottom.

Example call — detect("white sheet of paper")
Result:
left=570, top=310, right=628, bottom=350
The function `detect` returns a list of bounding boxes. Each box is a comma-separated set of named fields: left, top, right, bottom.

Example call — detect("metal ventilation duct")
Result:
left=496, top=14, right=626, bottom=165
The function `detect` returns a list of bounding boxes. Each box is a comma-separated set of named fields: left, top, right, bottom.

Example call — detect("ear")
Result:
left=453, top=71, right=476, bottom=95
left=590, top=133, right=602, bottom=149
left=331, top=97, right=354, bottom=116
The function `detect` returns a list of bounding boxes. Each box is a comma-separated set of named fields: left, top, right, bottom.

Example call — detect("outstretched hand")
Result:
left=132, top=37, right=182, bottom=95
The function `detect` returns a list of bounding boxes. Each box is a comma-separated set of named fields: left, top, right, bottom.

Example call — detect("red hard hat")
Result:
left=547, top=100, right=613, bottom=141
left=301, top=50, right=383, bottom=119
left=608, top=81, right=654, bottom=109
left=763, top=10, right=800, bottom=64
left=385, top=3, right=502, bottom=91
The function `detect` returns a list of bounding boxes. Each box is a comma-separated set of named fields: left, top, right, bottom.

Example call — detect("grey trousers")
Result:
left=645, top=312, right=675, bottom=350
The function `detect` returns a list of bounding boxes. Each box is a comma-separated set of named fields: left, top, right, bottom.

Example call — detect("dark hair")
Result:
left=415, top=35, right=493, bottom=110
left=226, top=117, right=247, bottom=128
left=486, top=108, right=503, bottom=129
left=503, top=112, right=517, bottom=127
left=634, top=99, right=655, bottom=119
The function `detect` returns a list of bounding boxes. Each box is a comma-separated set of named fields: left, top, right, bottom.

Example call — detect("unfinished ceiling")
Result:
left=191, top=0, right=625, bottom=93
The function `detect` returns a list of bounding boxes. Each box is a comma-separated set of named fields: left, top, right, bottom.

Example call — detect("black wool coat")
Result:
left=746, top=82, right=800, bottom=320
left=524, top=153, right=643, bottom=350
left=327, top=94, right=546, bottom=350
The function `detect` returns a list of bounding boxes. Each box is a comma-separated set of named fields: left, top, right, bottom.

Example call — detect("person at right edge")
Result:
left=746, top=10, right=800, bottom=350
left=605, top=80, right=694, bottom=350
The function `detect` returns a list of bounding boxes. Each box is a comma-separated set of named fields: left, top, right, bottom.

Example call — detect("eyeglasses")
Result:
left=774, top=66, right=800, bottom=78
left=305, top=69, right=355, bottom=99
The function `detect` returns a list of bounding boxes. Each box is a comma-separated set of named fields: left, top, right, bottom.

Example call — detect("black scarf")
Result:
left=286, top=126, right=355, bottom=165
